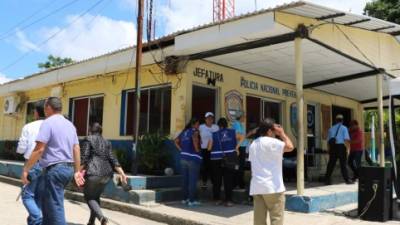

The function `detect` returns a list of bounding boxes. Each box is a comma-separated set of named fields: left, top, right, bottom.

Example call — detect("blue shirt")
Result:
left=178, top=128, right=202, bottom=163
left=328, top=123, right=350, bottom=144
left=232, top=121, right=249, bottom=147
left=211, top=128, right=237, bottom=160
left=36, top=114, right=79, bottom=168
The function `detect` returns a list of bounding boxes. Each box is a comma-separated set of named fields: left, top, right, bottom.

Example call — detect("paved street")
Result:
left=0, top=182, right=165, bottom=225
left=2, top=180, right=400, bottom=225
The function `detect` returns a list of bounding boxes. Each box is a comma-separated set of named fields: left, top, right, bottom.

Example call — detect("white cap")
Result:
left=336, top=114, right=344, bottom=119
left=205, top=112, right=214, bottom=118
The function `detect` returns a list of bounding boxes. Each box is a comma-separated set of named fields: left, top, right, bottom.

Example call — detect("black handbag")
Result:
left=218, top=131, right=239, bottom=170
left=328, top=125, right=341, bottom=147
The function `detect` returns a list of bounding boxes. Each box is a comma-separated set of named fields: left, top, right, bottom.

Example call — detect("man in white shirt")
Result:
left=249, top=118, right=294, bottom=225
left=199, top=112, right=219, bottom=188
left=16, top=100, right=45, bottom=225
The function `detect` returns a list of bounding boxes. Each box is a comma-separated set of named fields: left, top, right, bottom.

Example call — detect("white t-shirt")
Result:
left=16, top=120, right=43, bottom=159
left=249, top=136, right=286, bottom=195
left=199, top=124, right=219, bottom=149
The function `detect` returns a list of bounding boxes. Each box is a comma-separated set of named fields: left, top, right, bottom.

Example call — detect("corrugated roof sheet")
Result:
left=281, top=1, right=400, bottom=34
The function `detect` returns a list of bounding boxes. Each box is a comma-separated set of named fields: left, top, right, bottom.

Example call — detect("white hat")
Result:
left=205, top=112, right=214, bottom=118
left=336, top=114, right=344, bottom=119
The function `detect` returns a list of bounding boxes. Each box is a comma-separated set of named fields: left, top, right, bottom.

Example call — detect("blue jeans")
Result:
left=181, top=159, right=200, bottom=202
left=41, top=163, right=74, bottom=225
left=22, top=163, right=43, bottom=225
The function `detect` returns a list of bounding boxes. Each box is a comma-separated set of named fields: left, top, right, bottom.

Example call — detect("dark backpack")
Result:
left=328, top=125, right=341, bottom=147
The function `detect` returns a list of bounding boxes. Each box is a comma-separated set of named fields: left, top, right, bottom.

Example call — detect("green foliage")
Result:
left=364, top=0, right=400, bottom=24
left=0, top=141, right=24, bottom=161
left=113, top=148, right=132, bottom=173
left=38, top=55, right=74, bottom=70
left=363, top=108, right=400, bottom=131
left=137, top=132, right=171, bottom=175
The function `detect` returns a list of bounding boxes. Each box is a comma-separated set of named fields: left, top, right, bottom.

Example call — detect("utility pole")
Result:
left=132, top=0, right=144, bottom=175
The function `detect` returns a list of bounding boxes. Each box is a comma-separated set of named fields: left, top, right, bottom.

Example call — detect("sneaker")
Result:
left=181, top=199, right=189, bottom=205
left=215, top=200, right=223, bottom=206
left=188, top=201, right=201, bottom=207
left=345, top=180, right=355, bottom=185
left=100, top=217, right=109, bottom=225
left=225, top=201, right=234, bottom=207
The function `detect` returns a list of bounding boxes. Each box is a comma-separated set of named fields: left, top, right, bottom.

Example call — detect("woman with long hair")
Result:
left=174, top=117, right=202, bottom=207
left=81, top=123, right=128, bottom=225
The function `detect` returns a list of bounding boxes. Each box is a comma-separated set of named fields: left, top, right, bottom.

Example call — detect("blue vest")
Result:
left=211, top=128, right=237, bottom=160
left=179, top=128, right=202, bottom=163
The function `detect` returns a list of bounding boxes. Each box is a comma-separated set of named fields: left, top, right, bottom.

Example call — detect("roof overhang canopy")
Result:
left=174, top=4, right=395, bottom=102
left=281, top=1, right=400, bottom=36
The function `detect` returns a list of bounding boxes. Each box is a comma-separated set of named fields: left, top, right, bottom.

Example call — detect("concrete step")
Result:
left=125, top=174, right=182, bottom=190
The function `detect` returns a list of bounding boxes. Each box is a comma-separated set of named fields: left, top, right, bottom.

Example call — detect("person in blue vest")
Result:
left=174, top=117, right=202, bottom=207
left=208, top=118, right=238, bottom=207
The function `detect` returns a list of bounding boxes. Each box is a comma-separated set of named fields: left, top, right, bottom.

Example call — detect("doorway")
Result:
left=332, top=105, right=352, bottom=127
left=246, top=95, right=283, bottom=131
left=192, top=85, right=217, bottom=123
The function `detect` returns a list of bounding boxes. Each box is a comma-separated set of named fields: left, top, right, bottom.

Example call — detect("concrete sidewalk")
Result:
left=0, top=181, right=165, bottom=225
left=1, top=175, right=398, bottom=225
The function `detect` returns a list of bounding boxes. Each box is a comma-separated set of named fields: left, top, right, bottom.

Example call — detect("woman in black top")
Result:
left=81, top=123, right=127, bottom=225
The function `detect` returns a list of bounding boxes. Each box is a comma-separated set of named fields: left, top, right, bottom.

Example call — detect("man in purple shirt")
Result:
left=22, top=97, right=85, bottom=225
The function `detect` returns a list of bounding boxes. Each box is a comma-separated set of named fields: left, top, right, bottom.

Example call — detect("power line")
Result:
left=55, top=0, right=112, bottom=58
left=0, top=0, right=81, bottom=41
left=0, top=0, right=57, bottom=39
left=0, top=0, right=107, bottom=73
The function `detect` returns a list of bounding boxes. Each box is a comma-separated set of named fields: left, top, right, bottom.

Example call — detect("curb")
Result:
left=0, top=175, right=211, bottom=225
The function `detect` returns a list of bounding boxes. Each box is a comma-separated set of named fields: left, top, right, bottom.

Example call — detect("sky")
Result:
left=0, top=0, right=372, bottom=83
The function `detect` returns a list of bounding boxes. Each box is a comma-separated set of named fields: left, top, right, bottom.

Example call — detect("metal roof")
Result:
left=281, top=1, right=400, bottom=35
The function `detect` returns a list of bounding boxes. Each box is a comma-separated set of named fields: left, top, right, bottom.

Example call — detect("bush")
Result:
left=0, top=140, right=24, bottom=161
left=113, top=148, right=132, bottom=173
left=137, top=132, right=171, bottom=175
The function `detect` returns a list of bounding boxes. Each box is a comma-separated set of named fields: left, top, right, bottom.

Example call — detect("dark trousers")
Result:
left=234, top=147, right=246, bottom=189
left=325, top=144, right=349, bottom=182
left=181, top=159, right=200, bottom=202
left=348, top=151, right=363, bottom=179
left=42, top=164, right=74, bottom=225
left=211, top=160, right=235, bottom=202
left=84, top=176, right=111, bottom=223
left=201, top=148, right=211, bottom=184
left=364, top=150, right=374, bottom=165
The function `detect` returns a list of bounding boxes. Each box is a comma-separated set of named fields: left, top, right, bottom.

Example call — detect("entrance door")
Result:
left=246, top=96, right=261, bottom=131
left=263, top=100, right=281, bottom=124
left=192, top=85, right=217, bottom=123
left=332, top=105, right=352, bottom=127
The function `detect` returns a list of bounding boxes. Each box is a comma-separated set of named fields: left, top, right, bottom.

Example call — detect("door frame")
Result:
left=191, top=82, right=220, bottom=120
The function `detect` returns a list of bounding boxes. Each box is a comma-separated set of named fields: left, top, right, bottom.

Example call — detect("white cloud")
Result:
left=159, top=0, right=372, bottom=34
left=0, top=72, right=13, bottom=84
left=40, top=14, right=136, bottom=60
left=15, top=29, right=40, bottom=53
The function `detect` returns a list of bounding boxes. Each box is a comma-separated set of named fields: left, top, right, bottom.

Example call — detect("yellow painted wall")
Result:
left=0, top=58, right=363, bottom=150
left=275, top=12, right=400, bottom=76
left=186, top=60, right=363, bottom=149
left=0, top=64, right=187, bottom=141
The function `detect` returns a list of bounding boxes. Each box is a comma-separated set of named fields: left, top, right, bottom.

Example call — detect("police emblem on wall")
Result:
left=225, top=90, right=243, bottom=121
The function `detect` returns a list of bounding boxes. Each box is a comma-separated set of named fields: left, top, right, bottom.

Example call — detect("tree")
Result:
left=364, top=0, right=400, bottom=24
left=38, top=55, right=74, bottom=70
